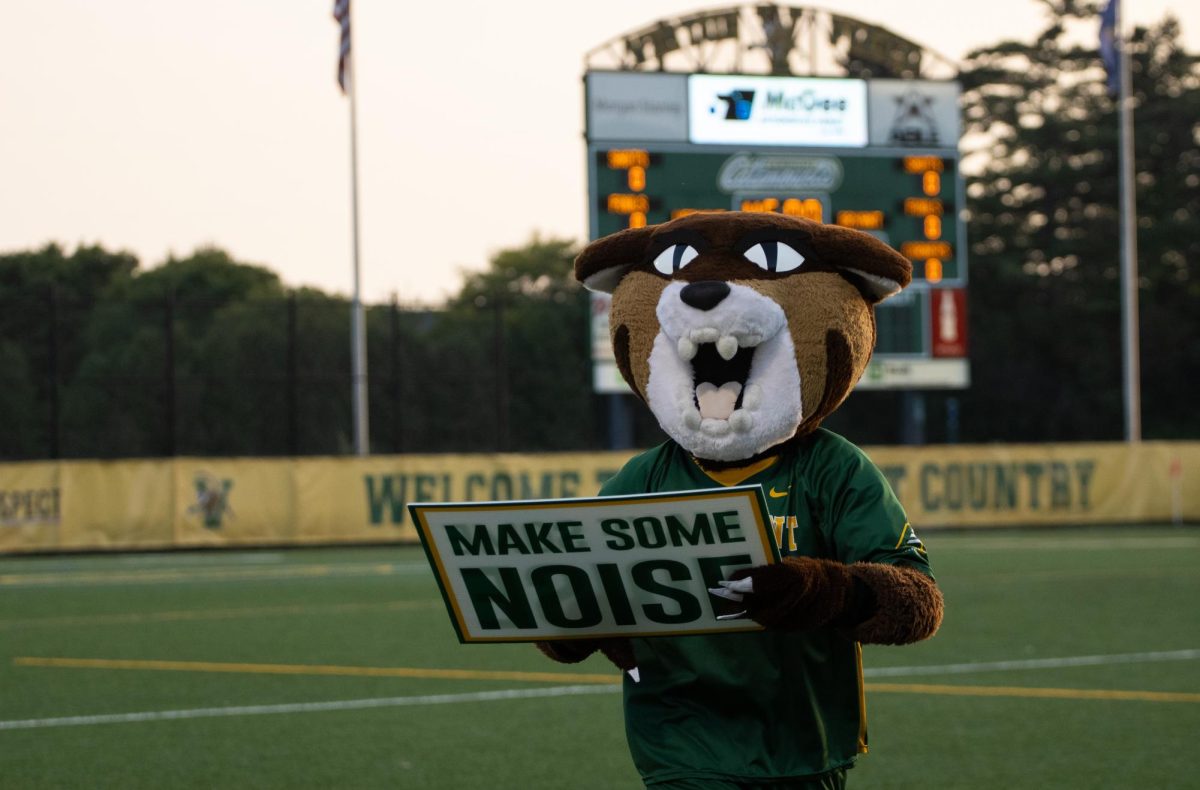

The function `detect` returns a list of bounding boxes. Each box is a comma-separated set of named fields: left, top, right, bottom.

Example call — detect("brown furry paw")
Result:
left=730, top=557, right=856, bottom=630
left=535, top=638, right=637, bottom=671
left=729, top=558, right=943, bottom=643
left=597, top=639, right=637, bottom=671
left=535, top=640, right=599, bottom=664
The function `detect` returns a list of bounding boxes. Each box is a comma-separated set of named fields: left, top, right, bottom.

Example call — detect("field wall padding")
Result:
left=1, top=442, right=1195, bottom=553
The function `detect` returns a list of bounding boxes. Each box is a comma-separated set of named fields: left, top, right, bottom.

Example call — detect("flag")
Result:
left=333, top=0, right=351, bottom=93
left=1099, top=0, right=1119, bottom=95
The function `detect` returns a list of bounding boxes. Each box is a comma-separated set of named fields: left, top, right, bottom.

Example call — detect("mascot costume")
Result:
left=537, top=211, right=944, bottom=789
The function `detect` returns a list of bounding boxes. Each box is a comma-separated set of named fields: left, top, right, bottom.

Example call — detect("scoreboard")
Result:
left=585, top=71, right=969, bottom=392
left=594, top=150, right=959, bottom=283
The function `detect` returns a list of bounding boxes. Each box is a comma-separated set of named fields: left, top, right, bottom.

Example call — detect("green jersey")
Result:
left=600, top=429, right=931, bottom=785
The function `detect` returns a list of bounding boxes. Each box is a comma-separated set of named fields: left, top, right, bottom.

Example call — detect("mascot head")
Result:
left=576, top=211, right=912, bottom=465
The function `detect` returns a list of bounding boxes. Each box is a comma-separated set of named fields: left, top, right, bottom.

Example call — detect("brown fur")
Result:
left=536, top=638, right=637, bottom=670
left=730, top=556, right=856, bottom=631
left=846, top=563, right=944, bottom=645
left=535, top=639, right=596, bottom=664
left=731, top=557, right=943, bottom=644
left=607, top=270, right=664, bottom=402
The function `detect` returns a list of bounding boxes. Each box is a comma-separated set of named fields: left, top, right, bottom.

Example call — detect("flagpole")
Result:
left=347, top=5, right=369, bottom=456
left=1116, top=0, right=1141, bottom=442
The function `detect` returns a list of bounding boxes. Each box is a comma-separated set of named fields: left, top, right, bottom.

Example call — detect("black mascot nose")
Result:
left=680, top=281, right=730, bottom=311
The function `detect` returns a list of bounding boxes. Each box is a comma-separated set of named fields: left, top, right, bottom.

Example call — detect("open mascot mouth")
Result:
left=679, top=334, right=758, bottom=429
left=646, top=282, right=803, bottom=462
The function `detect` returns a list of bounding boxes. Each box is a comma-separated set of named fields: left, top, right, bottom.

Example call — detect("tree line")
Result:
left=0, top=239, right=633, bottom=459
left=2, top=3, right=1196, bottom=459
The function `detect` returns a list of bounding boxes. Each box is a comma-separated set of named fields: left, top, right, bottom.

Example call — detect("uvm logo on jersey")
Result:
left=189, top=472, right=234, bottom=530
left=712, top=89, right=755, bottom=120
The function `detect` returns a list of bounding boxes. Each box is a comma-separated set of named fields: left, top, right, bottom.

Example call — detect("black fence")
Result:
left=1, top=290, right=671, bottom=460
left=4, top=287, right=1004, bottom=462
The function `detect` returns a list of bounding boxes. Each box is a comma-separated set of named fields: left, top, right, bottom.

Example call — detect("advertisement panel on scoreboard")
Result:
left=866, top=79, right=962, bottom=148
left=688, top=75, right=869, bottom=147
left=586, top=72, right=689, bottom=142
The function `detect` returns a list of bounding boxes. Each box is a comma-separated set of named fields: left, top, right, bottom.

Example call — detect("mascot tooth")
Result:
left=538, top=211, right=944, bottom=790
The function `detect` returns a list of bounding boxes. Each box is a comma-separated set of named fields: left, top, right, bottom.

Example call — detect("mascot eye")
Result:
left=743, top=241, right=805, bottom=273
left=652, top=244, right=700, bottom=275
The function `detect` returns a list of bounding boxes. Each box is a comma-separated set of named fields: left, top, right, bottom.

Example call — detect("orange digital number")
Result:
left=627, top=166, right=646, bottom=191
left=924, top=215, right=942, bottom=239
left=607, top=149, right=650, bottom=169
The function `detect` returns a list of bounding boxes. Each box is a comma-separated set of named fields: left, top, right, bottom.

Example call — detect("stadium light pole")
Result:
left=1115, top=0, right=1141, bottom=442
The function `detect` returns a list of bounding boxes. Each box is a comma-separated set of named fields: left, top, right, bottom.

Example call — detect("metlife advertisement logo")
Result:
left=688, top=75, right=868, bottom=147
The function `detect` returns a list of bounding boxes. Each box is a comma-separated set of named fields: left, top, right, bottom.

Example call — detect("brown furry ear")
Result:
left=812, top=223, right=913, bottom=303
left=574, top=225, right=656, bottom=293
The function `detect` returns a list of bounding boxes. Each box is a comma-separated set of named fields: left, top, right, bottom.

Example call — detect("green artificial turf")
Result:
left=1, top=527, right=1197, bottom=789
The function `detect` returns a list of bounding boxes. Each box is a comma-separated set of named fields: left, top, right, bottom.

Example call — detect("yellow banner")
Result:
left=0, top=462, right=62, bottom=553
left=60, top=461, right=173, bottom=550
left=0, top=443, right=1195, bottom=553
left=299, top=452, right=633, bottom=543
left=864, top=441, right=1198, bottom=528
left=172, top=460, right=296, bottom=547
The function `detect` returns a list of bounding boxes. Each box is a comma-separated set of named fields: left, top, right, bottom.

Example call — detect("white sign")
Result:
left=590, top=292, right=633, bottom=394
left=410, top=487, right=778, bottom=642
left=586, top=72, right=689, bottom=142
left=688, top=75, right=868, bottom=147
left=867, top=79, right=961, bottom=148
left=858, top=358, right=970, bottom=389
left=717, top=153, right=843, bottom=193
left=592, top=360, right=630, bottom=394
left=590, top=292, right=614, bottom=362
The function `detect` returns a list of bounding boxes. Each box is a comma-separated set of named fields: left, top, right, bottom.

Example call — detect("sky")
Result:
left=2, top=0, right=1197, bottom=306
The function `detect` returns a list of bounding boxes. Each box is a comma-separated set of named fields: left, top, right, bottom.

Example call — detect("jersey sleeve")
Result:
left=811, top=433, right=932, bottom=575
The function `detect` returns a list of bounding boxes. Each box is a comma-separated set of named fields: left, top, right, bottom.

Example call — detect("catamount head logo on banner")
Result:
left=189, top=472, right=234, bottom=530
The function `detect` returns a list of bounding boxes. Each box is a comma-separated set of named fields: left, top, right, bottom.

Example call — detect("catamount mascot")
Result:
left=538, top=211, right=943, bottom=790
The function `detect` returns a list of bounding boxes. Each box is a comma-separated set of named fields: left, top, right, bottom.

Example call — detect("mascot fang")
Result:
left=538, top=211, right=944, bottom=790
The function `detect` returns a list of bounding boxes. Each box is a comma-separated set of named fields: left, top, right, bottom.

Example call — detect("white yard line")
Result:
left=864, top=648, right=1200, bottom=678
left=0, top=685, right=619, bottom=731
left=0, top=561, right=432, bottom=588
left=941, top=536, right=1200, bottom=551
left=5, top=649, right=1198, bottom=732
left=113, top=552, right=287, bottom=566
left=0, top=552, right=288, bottom=574
left=0, top=599, right=442, bottom=630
